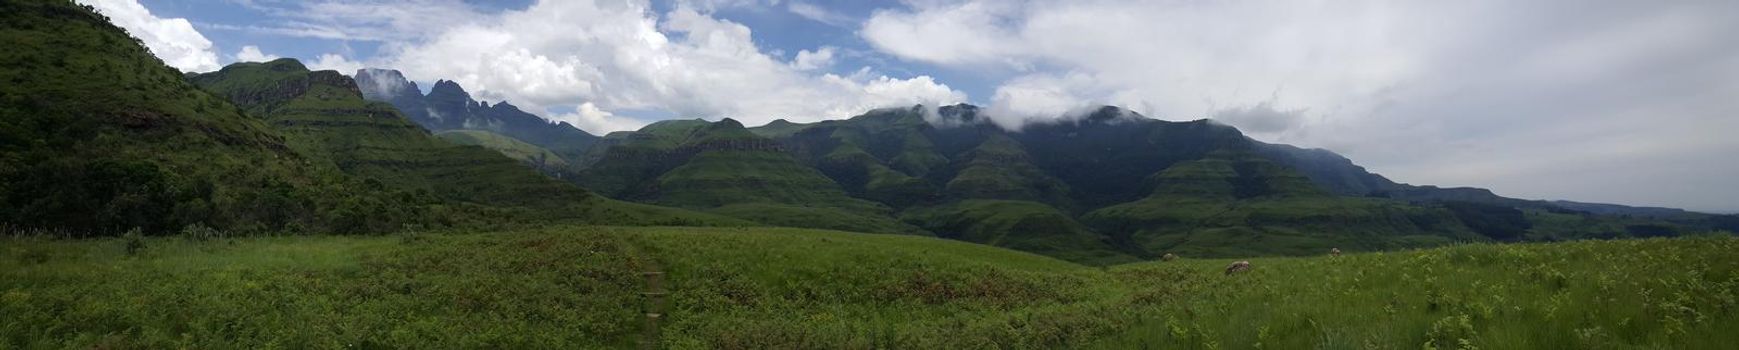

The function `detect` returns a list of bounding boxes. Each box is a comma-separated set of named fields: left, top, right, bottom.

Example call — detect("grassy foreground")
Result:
left=2, top=227, right=1736, bottom=349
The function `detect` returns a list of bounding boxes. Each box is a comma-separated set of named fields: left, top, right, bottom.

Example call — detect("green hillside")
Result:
left=1083, top=151, right=1483, bottom=257
left=0, top=0, right=741, bottom=236
left=902, top=200, right=1138, bottom=265
left=0, top=1, right=431, bottom=235
left=586, top=106, right=1665, bottom=264
left=5, top=228, right=1735, bottom=348
left=576, top=118, right=922, bottom=234
left=186, top=59, right=746, bottom=228
left=942, top=133, right=1074, bottom=208
left=436, top=129, right=569, bottom=168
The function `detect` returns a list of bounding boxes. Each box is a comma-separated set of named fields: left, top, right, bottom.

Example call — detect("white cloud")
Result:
left=222, top=0, right=483, bottom=42
left=78, top=0, right=222, bottom=72
left=234, top=45, right=281, bottom=62
left=307, top=53, right=364, bottom=75
left=791, top=47, right=835, bottom=71
left=787, top=1, right=853, bottom=27
left=375, top=1, right=965, bottom=126
left=1210, top=101, right=1306, bottom=134
left=860, top=1, right=1024, bottom=67
left=864, top=0, right=1739, bottom=211
left=983, top=72, right=1102, bottom=129
left=549, top=102, right=647, bottom=134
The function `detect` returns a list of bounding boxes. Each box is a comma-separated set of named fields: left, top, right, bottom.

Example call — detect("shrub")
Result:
left=122, top=228, right=145, bottom=255
left=179, top=223, right=222, bottom=241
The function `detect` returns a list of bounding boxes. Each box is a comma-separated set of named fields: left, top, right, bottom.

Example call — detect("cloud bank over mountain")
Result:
left=863, top=0, right=1739, bottom=212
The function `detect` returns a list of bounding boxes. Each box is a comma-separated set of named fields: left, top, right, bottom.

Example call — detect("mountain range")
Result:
left=346, top=77, right=1733, bottom=263
left=355, top=69, right=597, bottom=174
left=2, top=1, right=1730, bottom=265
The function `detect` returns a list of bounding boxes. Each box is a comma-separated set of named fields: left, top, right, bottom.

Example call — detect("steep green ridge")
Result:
left=580, top=119, right=920, bottom=233
left=1083, top=151, right=1482, bottom=257
left=6, top=228, right=1736, bottom=348
left=436, top=130, right=568, bottom=169
left=943, top=134, right=1074, bottom=209
left=903, top=200, right=1138, bottom=265
left=572, top=119, right=711, bottom=195
left=187, top=59, right=745, bottom=228
left=814, top=139, right=935, bottom=207
left=0, top=1, right=437, bottom=235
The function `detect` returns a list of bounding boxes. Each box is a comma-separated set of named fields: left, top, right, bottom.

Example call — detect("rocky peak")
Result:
left=938, top=103, right=981, bottom=122
left=430, top=80, right=468, bottom=96
left=491, top=101, right=522, bottom=112
left=354, top=68, right=420, bottom=101
left=425, top=79, right=479, bottom=111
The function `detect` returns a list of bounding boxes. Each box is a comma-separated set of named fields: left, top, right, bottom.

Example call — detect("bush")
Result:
left=122, top=228, right=145, bottom=255
left=179, top=223, right=222, bottom=241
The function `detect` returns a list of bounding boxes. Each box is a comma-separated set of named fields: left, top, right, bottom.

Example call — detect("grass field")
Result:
left=3, top=227, right=1736, bottom=349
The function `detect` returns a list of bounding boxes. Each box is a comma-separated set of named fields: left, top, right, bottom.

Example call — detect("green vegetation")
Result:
left=709, top=203, right=926, bottom=235
left=745, top=118, right=815, bottom=138
left=0, top=1, right=404, bottom=235
left=903, top=200, right=1138, bottom=265
left=5, top=228, right=1735, bottom=348
left=1083, top=153, right=1484, bottom=257
left=0, top=1, right=741, bottom=236
left=654, top=151, right=857, bottom=208
left=1, top=228, right=646, bottom=348
left=1092, top=237, right=1739, bottom=349
left=580, top=105, right=1717, bottom=264
left=942, top=134, right=1074, bottom=208
left=437, top=129, right=569, bottom=168
left=579, top=118, right=917, bottom=234
left=184, top=58, right=748, bottom=230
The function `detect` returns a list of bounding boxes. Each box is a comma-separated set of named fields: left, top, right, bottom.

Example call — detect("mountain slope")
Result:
left=578, top=103, right=1709, bottom=262
left=437, top=130, right=568, bottom=170
left=1081, top=149, right=1482, bottom=257
left=0, top=1, right=440, bottom=235
left=578, top=118, right=921, bottom=233
left=902, top=200, right=1138, bottom=265
left=187, top=59, right=746, bottom=228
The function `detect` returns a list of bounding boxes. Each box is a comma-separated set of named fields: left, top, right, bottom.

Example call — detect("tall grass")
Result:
left=3, top=227, right=1735, bottom=348
left=1095, top=238, right=1739, bottom=349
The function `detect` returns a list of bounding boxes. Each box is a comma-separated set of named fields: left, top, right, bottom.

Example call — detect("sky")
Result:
left=80, top=0, right=1739, bottom=213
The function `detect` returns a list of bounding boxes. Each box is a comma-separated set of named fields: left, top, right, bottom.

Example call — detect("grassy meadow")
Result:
left=4, top=227, right=1737, bottom=349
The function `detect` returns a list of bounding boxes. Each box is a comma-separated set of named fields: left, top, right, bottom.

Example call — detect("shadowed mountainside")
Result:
left=572, top=104, right=1722, bottom=263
